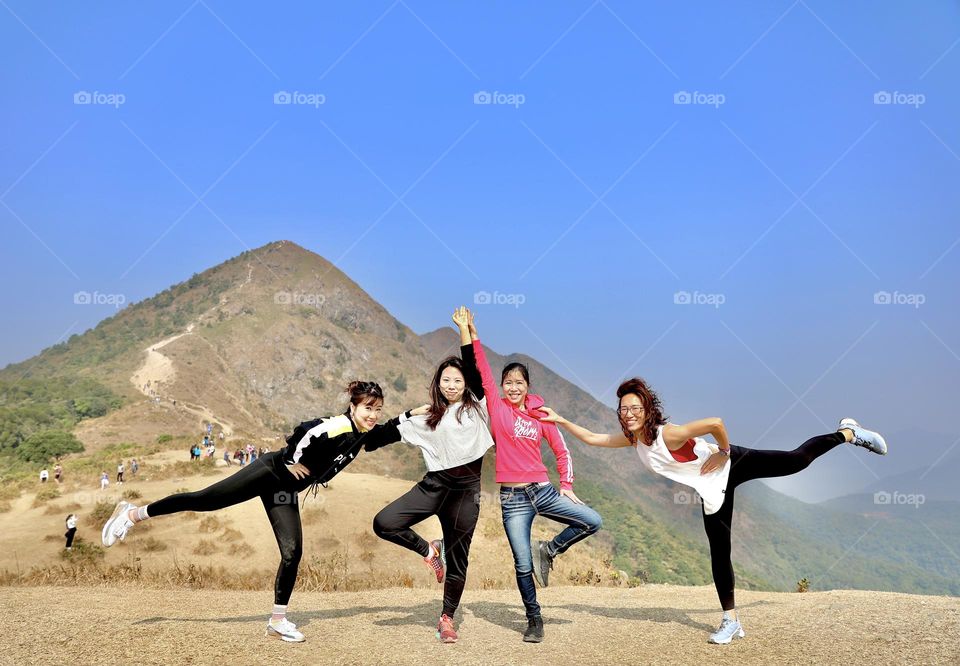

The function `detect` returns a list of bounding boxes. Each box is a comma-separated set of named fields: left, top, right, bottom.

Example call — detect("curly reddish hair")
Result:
left=616, top=377, right=667, bottom=445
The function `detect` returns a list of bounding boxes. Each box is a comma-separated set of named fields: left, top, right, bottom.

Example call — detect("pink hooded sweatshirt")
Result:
left=473, top=339, right=574, bottom=490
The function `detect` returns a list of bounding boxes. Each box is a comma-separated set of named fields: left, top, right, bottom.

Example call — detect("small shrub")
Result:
left=141, top=536, right=167, bottom=552
left=32, top=486, right=62, bottom=507
left=797, top=577, right=810, bottom=593
left=198, top=516, right=222, bottom=533
left=157, top=434, right=173, bottom=444
left=227, top=542, right=254, bottom=557
left=192, top=540, right=219, bottom=556
left=221, top=527, right=243, bottom=542
left=121, top=489, right=142, bottom=501
left=88, top=500, right=116, bottom=527
left=60, top=538, right=104, bottom=563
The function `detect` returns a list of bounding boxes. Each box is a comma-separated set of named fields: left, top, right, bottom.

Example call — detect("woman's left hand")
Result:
left=700, top=452, right=729, bottom=476
left=560, top=487, right=585, bottom=504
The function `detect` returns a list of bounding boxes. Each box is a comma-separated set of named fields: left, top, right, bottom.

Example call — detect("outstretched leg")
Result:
left=727, top=432, right=847, bottom=488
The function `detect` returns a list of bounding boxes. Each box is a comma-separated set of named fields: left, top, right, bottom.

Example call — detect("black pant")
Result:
left=148, top=452, right=304, bottom=605
left=702, top=432, right=846, bottom=610
left=373, top=458, right=482, bottom=618
left=65, top=528, right=76, bottom=548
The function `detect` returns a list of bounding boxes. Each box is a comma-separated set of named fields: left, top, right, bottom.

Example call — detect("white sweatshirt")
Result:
left=636, top=424, right=732, bottom=515
left=396, top=398, right=495, bottom=472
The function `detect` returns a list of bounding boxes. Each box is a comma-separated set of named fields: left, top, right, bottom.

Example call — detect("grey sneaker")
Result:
left=708, top=617, right=745, bottom=644
left=531, top=540, right=554, bottom=587
left=101, top=501, right=135, bottom=547
left=839, top=418, right=887, bottom=455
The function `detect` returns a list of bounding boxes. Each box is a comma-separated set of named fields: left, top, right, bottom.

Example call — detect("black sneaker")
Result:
left=523, top=616, right=544, bottom=643
left=531, top=540, right=554, bottom=587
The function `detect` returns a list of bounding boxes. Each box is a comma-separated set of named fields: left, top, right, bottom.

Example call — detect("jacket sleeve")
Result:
left=362, top=413, right=407, bottom=452
left=543, top=421, right=574, bottom=490
left=460, top=343, right=484, bottom=400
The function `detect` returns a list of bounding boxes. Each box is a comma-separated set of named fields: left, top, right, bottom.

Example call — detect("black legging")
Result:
left=372, top=458, right=482, bottom=618
left=148, top=452, right=304, bottom=605
left=702, top=432, right=846, bottom=610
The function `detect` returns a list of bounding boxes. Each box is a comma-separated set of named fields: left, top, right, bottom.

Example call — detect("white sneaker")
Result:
left=265, top=617, right=305, bottom=642
left=708, top=617, right=745, bottom=644
left=101, top=501, right=135, bottom=547
left=839, top=418, right=887, bottom=455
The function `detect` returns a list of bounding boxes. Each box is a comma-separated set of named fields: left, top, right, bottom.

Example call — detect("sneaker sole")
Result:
left=265, top=627, right=305, bottom=643
left=101, top=501, right=131, bottom=547
left=523, top=635, right=544, bottom=643
left=435, top=631, right=458, bottom=644
left=708, top=628, right=745, bottom=645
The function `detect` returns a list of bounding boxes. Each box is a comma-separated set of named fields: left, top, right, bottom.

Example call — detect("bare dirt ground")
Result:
left=2, top=585, right=956, bottom=666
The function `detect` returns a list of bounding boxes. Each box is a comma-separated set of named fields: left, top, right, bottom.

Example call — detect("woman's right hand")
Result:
left=452, top=305, right=469, bottom=330
left=535, top=406, right=564, bottom=424
left=286, top=462, right=311, bottom=480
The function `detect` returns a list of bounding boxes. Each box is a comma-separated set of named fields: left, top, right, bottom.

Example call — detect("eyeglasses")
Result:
left=617, top=405, right=645, bottom=416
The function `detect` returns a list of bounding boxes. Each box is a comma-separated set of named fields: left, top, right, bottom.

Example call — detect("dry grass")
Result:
left=197, top=516, right=222, bottom=533
left=192, top=539, right=219, bottom=556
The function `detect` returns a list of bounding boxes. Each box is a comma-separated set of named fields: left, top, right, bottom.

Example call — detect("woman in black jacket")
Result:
left=100, top=381, right=426, bottom=642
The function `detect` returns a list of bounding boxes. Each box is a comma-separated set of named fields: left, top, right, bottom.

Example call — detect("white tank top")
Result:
left=635, top=424, right=732, bottom=515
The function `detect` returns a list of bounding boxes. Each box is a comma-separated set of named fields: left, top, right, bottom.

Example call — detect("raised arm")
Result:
left=452, top=306, right=483, bottom=399
left=469, top=319, right=502, bottom=416
left=537, top=407, right=633, bottom=448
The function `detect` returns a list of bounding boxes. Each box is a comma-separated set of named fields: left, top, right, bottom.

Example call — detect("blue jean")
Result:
left=500, top=482, right=603, bottom=618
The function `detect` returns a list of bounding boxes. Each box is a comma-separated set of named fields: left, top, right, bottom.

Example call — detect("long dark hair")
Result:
left=426, top=356, right=481, bottom=430
left=500, top=362, right=530, bottom=384
left=346, top=380, right=384, bottom=406
left=616, top=377, right=667, bottom=445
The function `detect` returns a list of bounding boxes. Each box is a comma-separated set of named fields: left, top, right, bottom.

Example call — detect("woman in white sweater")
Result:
left=372, top=307, right=494, bottom=644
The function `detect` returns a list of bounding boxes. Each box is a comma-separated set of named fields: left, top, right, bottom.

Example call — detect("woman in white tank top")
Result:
left=537, top=376, right=887, bottom=645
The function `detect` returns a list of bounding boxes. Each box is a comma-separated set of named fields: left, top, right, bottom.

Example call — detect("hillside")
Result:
left=1, top=240, right=957, bottom=600
left=2, top=586, right=956, bottom=666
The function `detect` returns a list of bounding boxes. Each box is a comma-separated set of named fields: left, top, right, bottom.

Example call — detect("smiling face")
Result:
left=618, top=392, right=646, bottom=438
left=350, top=398, right=384, bottom=431
left=439, top=365, right=466, bottom=404
left=501, top=369, right=528, bottom=407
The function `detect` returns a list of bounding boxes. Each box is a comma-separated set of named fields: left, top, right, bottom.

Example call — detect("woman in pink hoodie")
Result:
left=466, top=311, right=601, bottom=643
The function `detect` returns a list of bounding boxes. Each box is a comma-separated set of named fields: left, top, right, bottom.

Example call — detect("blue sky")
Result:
left=2, top=1, right=959, bottom=501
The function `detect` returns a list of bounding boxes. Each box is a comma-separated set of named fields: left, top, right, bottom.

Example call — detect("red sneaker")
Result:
left=423, top=539, right=445, bottom=583
left=436, top=613, right=458, bottom=643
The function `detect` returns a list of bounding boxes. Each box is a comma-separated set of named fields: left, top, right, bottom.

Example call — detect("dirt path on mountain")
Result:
left=2, top=585, right=956, bottom=665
